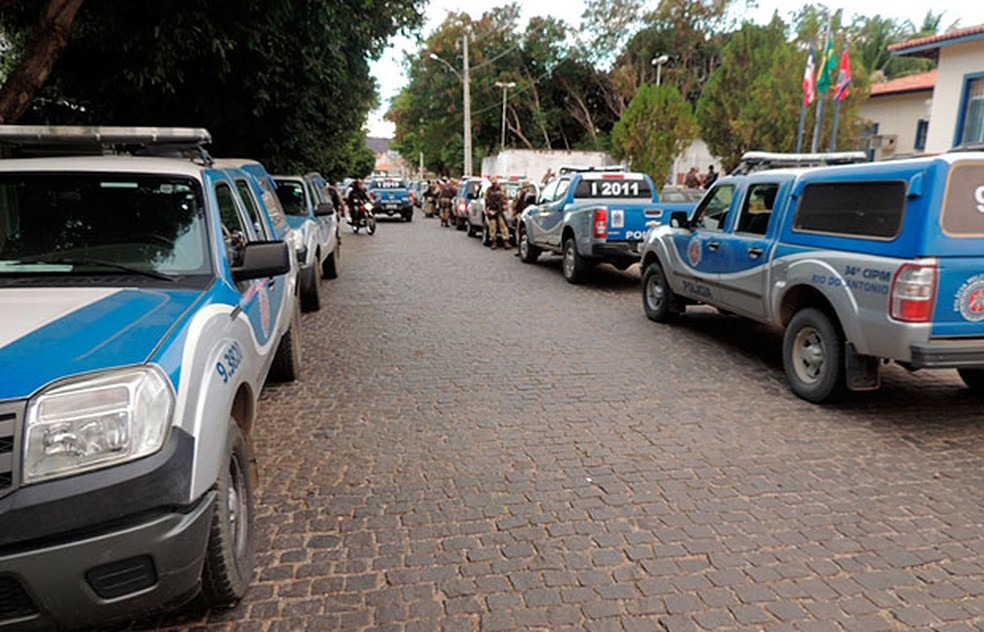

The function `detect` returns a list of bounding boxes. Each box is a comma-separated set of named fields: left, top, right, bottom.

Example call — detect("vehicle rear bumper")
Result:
left=0, top=492, right=214, bottom=630
left=909, top=339, right=984, bottom=368
left=591, top=241, right=643, bottom=266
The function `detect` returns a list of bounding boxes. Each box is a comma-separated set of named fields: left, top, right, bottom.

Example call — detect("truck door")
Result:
left=529, top=177, right=571, bottom=249
left=716, top=182, right=781, bottom=319
left=669, top=184, right=736, bottom=303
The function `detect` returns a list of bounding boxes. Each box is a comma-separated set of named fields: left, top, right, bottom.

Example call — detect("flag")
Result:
left=834, top=44, right=851, bottom=102
left=816, top=28, right=837, bottom=94
left=802, top=43, right=816, bottom=106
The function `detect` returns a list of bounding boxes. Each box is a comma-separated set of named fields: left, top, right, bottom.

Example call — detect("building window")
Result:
left=958, top=75, right=984, bottom=146
left=915, top=119, right=929, bottom=151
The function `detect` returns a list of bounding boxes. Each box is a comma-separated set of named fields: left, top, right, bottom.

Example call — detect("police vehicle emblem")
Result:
left=955, top=274, right=984, bottom=322
left=687, top=234, right=702, bottom=266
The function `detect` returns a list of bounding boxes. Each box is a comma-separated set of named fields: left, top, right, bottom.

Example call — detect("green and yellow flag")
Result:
left=816, top=29, right=837, bottom=94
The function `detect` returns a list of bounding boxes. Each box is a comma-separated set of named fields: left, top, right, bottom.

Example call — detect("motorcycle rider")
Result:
left=347, top=179, right=370, bottom=225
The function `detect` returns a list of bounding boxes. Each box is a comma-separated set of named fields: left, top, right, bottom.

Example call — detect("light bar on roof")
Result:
left=0, top=125, right=212, bottom=145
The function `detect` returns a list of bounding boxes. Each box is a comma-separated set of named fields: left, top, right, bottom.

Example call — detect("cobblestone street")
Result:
left=151, top=216, right=984, bottom=631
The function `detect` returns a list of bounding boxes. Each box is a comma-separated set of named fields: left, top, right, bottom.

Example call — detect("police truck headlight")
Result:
left=24, top=366, right=174, bottom=484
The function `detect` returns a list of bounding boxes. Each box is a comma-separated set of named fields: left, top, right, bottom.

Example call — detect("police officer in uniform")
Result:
left=485, top=177, right=510, bottom=249
left=438, top=178, right=455, bottom=227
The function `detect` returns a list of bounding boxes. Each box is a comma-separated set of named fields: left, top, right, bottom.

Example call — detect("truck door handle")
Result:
left=707, top=241, right=720, bottom=252
left=747, top=247, right=763, bottom=259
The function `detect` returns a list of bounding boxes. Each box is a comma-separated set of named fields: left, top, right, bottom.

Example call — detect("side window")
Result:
left=553, top=178, right=571, bottom=202
left=736, top=183, right=779, bottom=236
left=215, top=183, right=251, bottom=267
left=794, top=181, right=905, bottom=239
left=914, top=119, right=929, bottom=151
left=236, top=179, right=270, bottom=240
left=958, top=75, right=984, bottom=146
left=539, top=179, right=559, bottom=203
left=692, top=184, right=735, bottom=231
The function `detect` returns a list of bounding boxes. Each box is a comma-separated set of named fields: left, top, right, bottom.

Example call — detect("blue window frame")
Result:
left=954, top=73, right=984, bottom=147
left=915, top=119, right=929, bottom=151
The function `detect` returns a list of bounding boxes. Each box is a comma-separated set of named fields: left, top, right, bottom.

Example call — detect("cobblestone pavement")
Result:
left=147, top=216, right=984, bottom=631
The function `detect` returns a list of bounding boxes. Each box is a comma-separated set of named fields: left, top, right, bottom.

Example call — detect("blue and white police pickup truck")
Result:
left=369, top=176, right=413, bottom=222
left=274, top=172, right=340, bottom=312
left=640, top=150, right=984, bottom=402
left=0, top=126, right=301, bottom=629
left=518, top=167, right=698, bottom=283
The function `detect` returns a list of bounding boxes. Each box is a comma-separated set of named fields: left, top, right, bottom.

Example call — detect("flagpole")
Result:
left=796, top=103, right=808, bottom=153
left=811, top=94, right=825, bottom=153
left=811, top=23, right=833, bottom=154
left=829, top=100, right=840, bottom=152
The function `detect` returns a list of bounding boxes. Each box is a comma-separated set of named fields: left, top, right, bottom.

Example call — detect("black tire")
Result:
left=300, top=262, right=321, bottom=312
left=404, top=211, right=413, bottom=222
left=456, top=217, right=466, bottom=231
left=783, top=308, right=846, bottom=403
left=467, top=221, right=478, bottom=237
left=200, top=421, right=254, bottom=607
left=481, top=223, right=491, bottom=246
left=518, top=227, right=540, bottom=263
left=642, top=261, right=681, bottom=322
left=367, top=216, right=377, bottom=235
left=269, top=297, right=302, bottom=383
left=562, top=236, right=590, bottom=284
left=352, top=222, right=360, bottom=234
left=957, top=368, right=984, bottom=391
left=322, top=244, right=339, bottom=280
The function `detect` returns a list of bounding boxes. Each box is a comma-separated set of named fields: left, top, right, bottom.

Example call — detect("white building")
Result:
left=858, top=70, right=935, bottom=160
left=889, top=24, right=984, bottom=153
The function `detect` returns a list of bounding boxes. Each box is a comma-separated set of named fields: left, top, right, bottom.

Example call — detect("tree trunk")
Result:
left=506, top=104, right=534, bottom=150
left=0, top=0, right=86, bottom=123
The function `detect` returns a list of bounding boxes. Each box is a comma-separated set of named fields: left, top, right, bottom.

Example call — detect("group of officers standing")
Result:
left=422, top=177, right=534, bottom=250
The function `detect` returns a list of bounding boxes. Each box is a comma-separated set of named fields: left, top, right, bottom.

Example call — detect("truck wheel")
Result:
left=642, top=261, right=680, bottom=322
left=518, top=227, right=540, bottom=263
left=957, top=368, right=984, bottom=391
left=783, top=308, right=846, bottom=403
left=562, top=236, right=590, bottom=284
left=322, top=245, right=339, bottom=280
left=200, top=421, right=254, bottom=606
left=300, top=262, right=321, bottom=312
left=404, top=211, right=413, bottom=222
left=456, top=217, right=466, bottom=231
left=269, top=297, right=302, bottom=383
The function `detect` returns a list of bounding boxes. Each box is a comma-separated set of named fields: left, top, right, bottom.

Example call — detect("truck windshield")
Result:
left=0, top=173, right=210, bottom=279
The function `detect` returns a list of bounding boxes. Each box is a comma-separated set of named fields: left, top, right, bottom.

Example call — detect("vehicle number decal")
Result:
left=976, top=186, right=984, bottom=214
left=590, top=181, right=639, bottom=197
left=955, top=274, right=984, bottom=322
left=216, top=341, right=244, bottom=384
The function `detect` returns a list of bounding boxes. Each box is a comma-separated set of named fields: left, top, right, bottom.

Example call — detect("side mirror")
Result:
left=232, top=241, right=291, bottom=282
left=315, top=201, right=335, bottom=217
left=669, top=210, right=691, bottom=230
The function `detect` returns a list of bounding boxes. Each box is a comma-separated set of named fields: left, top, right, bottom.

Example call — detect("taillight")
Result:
left=593, top=208, right=608, bottom=238
left=890, top=263, right=937, bottom=322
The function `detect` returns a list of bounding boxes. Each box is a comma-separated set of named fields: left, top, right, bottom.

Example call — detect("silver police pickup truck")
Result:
left=640, top=150, right=984, bottom=402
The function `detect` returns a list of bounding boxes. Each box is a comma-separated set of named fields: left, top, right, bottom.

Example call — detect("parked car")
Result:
left=640, top=149, right=984, bottom=402
left=274, top=172, right=340, bottom=311
left=453, top=177, right=484, bottom=231
left=369, top=176, right=413, bottom=221
left=0, top=125, right=301, bottom=630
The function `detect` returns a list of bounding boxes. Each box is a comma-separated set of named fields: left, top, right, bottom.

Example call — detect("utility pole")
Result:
left=494, top=81, right=516, bottom=152
left=462, top=34, right=472, bottom=176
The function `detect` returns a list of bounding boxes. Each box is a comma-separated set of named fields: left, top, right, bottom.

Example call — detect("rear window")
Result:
left=574, top=177, right=652, bottom=199
left=941, top=162, right=984, bottom=237
left=794, top=181, right=906, bottom=239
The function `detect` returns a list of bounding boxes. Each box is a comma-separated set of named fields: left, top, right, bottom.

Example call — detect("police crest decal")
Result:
left=687, top=234, right=702, bottom=267
left=955, top=274, right=984, bottom=322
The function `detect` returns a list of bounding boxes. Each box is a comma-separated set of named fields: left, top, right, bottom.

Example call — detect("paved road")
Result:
left=150, top=215, right=984, bottom=631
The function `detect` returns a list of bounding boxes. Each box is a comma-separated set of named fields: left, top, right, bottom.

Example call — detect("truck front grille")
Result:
left=0, top=401, right=24, bottom=500
left=0, top=576, right=38, bottom=622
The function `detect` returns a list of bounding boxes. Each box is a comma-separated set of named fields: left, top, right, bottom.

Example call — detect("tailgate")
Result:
left=933, top=258, right=984, bottom=337
left=605, top=205, right=655, bottom=242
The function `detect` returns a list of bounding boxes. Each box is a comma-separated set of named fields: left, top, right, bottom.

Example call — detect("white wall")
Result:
left=858, top=91, right=932, bottom=158
left=480, top=150, right=619, bottom=185
left=669, top=139, right=718, bottom=185
left=925, top=38, right=984, bottom=153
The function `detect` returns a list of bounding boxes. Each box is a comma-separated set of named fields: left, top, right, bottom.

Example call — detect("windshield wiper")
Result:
left=13, top=257, right=176, bottom=282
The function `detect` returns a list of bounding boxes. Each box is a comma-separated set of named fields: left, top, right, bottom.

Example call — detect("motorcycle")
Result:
left=349, top=200, right=376, bottom=235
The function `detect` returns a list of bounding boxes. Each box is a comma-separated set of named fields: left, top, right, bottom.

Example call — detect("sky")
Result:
left=366, top=0, right=984, bottom=138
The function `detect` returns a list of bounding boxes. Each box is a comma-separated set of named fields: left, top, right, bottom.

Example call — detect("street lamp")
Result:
left=651, top=54, right=669, bottom=87
left=428, top=37, right=473, bottom=176
left=494, top=81, right=516, bottom=152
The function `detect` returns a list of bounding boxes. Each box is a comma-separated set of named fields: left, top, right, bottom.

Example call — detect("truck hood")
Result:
left=0, top=287, right=202, bottom=399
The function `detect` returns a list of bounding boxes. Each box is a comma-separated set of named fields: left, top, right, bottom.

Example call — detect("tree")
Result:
left=611, top=83, right=697, bottom=187
left=696, top=19, right=804, bottom=171
left=0, top=0, right=423, bottom=178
